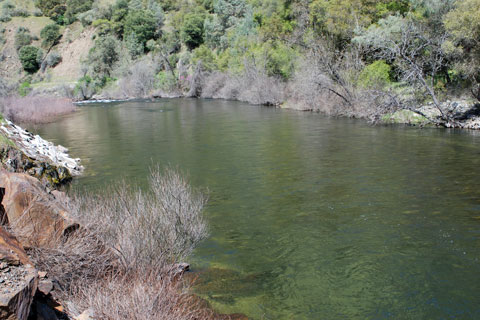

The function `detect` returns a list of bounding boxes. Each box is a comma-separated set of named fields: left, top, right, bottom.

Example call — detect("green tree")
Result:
left=125, top=32, right=144, bottom=58
left=40, top=24, right=61, bottom=48
left=181, top=12, right=205, bottom=50
left=124, top=9, right=157, bottom=48
left=35, top=0, right=67, bottom=23
left=444, top=0, right=480, bottom=100
left=65, top=0, right=93, bottom=24
left=88, top=35, right=120, bottom=83
left=358, top=60, right=391, bottom=89
left=19, top=46, right=43, bottom=73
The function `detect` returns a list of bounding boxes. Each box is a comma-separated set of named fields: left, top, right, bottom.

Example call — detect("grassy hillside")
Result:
left=0, top=16, right=54, bottom=81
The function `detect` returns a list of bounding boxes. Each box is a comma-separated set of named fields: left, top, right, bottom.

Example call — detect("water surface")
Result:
left=32, top=99, right=480, bottom=319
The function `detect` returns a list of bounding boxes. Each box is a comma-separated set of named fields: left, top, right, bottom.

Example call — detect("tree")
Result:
left=35, top=0, right=67, bottom=23
left=204, top=14, right=224, bottom=48
left=65, top=0, right=93, bottom=24
left=148, top=0, right=165, bottom=36
left=354, top=14, right=452, bottom=124
left=181, top=12, right=205, bottom=50
left=87, top=35, right=120, bottom=83
left=40, top=24, right=61, bottom=49
left=19, top=46, right=43, bottom=73
left=124, top=9, right=157, bottom=49
left=309, top=0, right=410, bottom=48
left=125, top=32, right=143, bottom=58
left=444, top=0, right=480, bottom=100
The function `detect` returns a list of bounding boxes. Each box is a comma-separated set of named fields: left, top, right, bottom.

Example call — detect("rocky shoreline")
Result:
left=0, top=119, right=83, bottom=188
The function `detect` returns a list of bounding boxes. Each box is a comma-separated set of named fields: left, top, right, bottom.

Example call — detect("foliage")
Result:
left=65, top=0, right=93, bottom=24
left=124, top=9, right=156, bottom=49
left=124, top=31, right=143, bottom=59
left=18, top=45, right=43, bottom=73
left=87, top=35, right=120, bottom=85
left=0, top=96, right=75, bottom=124
left=35, top=0, right=66, bottom=23
left=192, top=45, right=217, bottom=71
left=358, top=60, right=391, bottom=89
left=18, top=81, right=31, bottom=97
left=46, top=51, right=62, bottom=67
left=40, top=23, right=61, bottom=48
left=264, top=40, right=297, bottom=80
left=444, top=0, right=480, bottom=99
left=14, top=27, right=32, bottom=51
left=181, top=12, right=205, bottom=50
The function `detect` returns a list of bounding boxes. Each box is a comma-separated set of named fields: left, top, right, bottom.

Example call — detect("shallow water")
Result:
left=32, top=99, right=480, bottom=319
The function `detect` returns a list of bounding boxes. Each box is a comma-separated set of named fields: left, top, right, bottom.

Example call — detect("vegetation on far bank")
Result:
left=0, top=95, right=76, bottom=124
left=0, top=0, right=480, bottom=127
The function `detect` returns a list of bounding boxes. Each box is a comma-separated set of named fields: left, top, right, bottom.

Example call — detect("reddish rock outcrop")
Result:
left=0, top=172, right=78, bottom=248
left=0, top=226, right=38, bottom=320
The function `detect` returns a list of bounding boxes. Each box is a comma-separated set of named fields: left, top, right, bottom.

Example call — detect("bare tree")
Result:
left=354, top=15, right=455, bottom=125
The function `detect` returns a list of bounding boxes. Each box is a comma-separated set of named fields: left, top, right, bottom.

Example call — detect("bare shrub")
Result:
left=24, top=167, right=210, bottom=317
left=237, top=71, right=285, bottom=106
left=27, top=226, right=115, bottom=297
left=0, top=96, right=76, bottom=124
left=201, top=67, right=285, bottom=106
left=70, top=167, right=209, bottom=273
left=118, top=58, right=157, bottom=98
left=201, top=72, right=229, bottom=99
left=67, top=271, right=216, bottom=320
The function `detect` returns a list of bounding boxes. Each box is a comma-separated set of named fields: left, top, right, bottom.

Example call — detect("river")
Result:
left=31, top=98, right=480, bottom=319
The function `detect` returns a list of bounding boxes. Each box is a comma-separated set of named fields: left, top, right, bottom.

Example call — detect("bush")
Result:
left=35, top=0, right=66, bottom=21
left=119, top=58, right=157, bottom=97
left=71, top=167, right=208, bottom=271
left=358, top=60, right=392, bottom=89
left=0, top=96, right=75, bottom=123
left=40, top=23, right=61, bottom=48
left=181, top=12, right=205, bottom=50
left=65, top=0, right=93, bottom=23
left=0, top=12, right=11, bottom=22
left=67, top=271, right=216, bottom=320
left=14, top=27, right=32, bottom=51
left=124, top=9, right=156, bottom=48
left=18, top=45, right=43, bottom=73
left=12, top=8, right=29, bottom=17
left=46, top=51, right=62, bottom=67
left=192, top=45, right=217, bottom=71
left=18, top=81, right=31, bottom=96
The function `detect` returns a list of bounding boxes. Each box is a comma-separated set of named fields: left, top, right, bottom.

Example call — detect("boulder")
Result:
left=0, top=226, right=31, bottom=266
left=0, top=226, right=38, bottom=320
left=0, top=172, right=78, bottom=248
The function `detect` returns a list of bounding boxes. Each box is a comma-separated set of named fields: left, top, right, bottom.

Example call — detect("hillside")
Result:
left=0, top=0, right=479, bottom=128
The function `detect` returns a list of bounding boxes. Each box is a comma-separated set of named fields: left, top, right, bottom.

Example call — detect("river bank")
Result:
left=76, top=91, right=480, bottom=130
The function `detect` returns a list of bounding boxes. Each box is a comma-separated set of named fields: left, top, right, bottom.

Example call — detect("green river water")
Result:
left=32, top=99, right=480, bottom=319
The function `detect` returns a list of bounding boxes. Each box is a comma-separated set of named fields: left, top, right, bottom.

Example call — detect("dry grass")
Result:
left=24, top=167, right=210, bottom=318
left=69, top=166, right=209, bottom=273
left=66, top=271, right=217, bottom=320
left=0, top=96, right=76, bottom=124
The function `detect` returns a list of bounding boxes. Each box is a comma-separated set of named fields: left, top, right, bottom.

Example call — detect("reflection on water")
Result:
left=32, top=99, right=480, bottom=319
